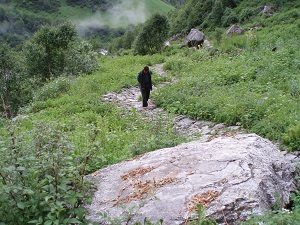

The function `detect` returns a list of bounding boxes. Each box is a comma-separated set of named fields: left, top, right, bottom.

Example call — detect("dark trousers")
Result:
left=140, top=87, right=151, bottom=107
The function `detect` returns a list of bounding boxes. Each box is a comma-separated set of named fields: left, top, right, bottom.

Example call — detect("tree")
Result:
left=208, top=0, right=224, bottom=27
left=23, top=23, right=77, bottom=81
left=0, top=43, right=27, bottom=118
left=134, top=14, right=169, bottom=55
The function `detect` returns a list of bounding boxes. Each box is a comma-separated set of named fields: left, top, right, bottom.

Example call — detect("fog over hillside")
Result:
left=76, top=0, right=148, bottom=35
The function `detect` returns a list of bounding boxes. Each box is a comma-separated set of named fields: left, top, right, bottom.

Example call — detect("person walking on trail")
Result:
left=137, top=66, right=152, bottom=107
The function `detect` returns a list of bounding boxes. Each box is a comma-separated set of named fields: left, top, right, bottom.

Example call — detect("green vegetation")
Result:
left=169, top=0, right=299, bottom=34
left=145, top=0, right=174, bottom=14
left=134, top=14, right=170, bottom=55
left=154, top=3, right=300, bottom=151
left=0, top=53, right=184, bottom=224
left=0, top=0, right=174, bottom=46
left=0, top=122, right=91, bottom=225
left=0, top=43, right=30, bottom=117
left=19, top=54, right=182, bottom=171
left=0, top=0, right=299, bottom=224
left=0, top=22, right=97, bottom=119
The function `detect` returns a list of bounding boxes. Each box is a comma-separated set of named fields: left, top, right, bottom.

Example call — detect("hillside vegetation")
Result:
left=0, top=0, right=299, bottom=224
left=0, top=0, right=174, bottom=46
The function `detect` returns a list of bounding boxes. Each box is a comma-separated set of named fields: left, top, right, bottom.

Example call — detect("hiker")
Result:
left=137, top=66, right=152, bottom=107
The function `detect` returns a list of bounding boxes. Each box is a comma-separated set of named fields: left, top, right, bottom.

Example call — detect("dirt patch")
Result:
left=114, top=176, right=178, bottom=205
left=187, top=190, right=220, bottom=212
left=121, top=166, right=155, bottom=181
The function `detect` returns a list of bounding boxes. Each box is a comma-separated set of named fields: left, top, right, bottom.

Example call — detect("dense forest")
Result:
left=0, top=0, right=299, bottom=224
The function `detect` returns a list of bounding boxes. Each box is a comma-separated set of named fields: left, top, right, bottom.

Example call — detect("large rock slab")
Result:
left=86, top=134, right=296, bottom=224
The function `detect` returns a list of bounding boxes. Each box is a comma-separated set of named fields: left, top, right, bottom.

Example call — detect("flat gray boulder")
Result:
left=86, top=134, right=296, bottom=224
left=226, top=24, right=244, bottom=36
left=184, top=28, right=205, bottom=48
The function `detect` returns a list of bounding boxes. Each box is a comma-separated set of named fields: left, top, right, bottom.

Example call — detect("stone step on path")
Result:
left=102, top=64, right=243, bottom=140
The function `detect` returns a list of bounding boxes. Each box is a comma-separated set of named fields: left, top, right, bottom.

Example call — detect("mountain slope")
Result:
left=0, top=0, right=174, bottom=45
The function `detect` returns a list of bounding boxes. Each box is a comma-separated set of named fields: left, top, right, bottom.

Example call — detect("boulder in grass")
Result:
left=184, top=28, right=205, bottom=48
left=262, top=5, right=274, bottom=17
left=226, top=24, right=245, bottom=36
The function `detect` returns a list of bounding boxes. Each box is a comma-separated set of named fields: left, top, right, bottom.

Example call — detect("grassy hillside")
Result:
left=56, top=0, right=174, bottom=22
left=156, top=5, right=300, bottom=151
left=0, top=54, right=183, bottom=172
left=145, top=0, right=174, bottom=14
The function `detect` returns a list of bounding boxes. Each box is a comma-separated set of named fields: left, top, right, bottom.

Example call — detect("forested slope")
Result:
left=0, top=0, right=174, bottom=46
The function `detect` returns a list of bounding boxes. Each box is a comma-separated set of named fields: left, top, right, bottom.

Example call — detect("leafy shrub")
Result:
left=219, top=35, right=248, bottom=52
left=109, top=27, right=140, bottom=53
left=283, top=124, right=300, bottom=151
left=64, top=40, right=98, bottom=75
left=239, top=8, right=257, bottom=22
left=222, top=7, right=239, bottom=27
left=0, top=123, right=91, bottom=225
left=33, top=77, right=71, bottom=101
left=134, top=14, right=169, bottom=55
left=169, top=0, right=238, bottom=34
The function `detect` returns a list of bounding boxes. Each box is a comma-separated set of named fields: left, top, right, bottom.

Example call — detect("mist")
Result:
left=76, top=0, right=149, bottom=36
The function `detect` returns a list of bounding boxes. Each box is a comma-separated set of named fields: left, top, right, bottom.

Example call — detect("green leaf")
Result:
left=17, top=202, right=25, bottom=209
left=44, top=220, right=53, bottom=225
left=67, top=218, right=82, bottom=224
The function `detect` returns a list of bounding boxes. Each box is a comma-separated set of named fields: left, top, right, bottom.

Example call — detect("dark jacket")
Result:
left=137, top=70, right=152, bottom=90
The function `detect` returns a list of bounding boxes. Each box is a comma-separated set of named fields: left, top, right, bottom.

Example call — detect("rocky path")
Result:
left=102, top=64, right=243, bottom=141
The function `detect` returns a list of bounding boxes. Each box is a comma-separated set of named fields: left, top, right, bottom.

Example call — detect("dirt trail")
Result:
left=102, top=64, right=243, bottom=140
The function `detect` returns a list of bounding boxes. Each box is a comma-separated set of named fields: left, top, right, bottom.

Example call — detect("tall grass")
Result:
left=156, top=12, right=300, bottom=151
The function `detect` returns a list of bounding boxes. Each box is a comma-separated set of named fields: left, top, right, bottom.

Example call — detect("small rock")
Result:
left=169, top=33, right=183, bottom=42
left=226, top=24, right=244, bottom=36
left=262, top=5, right=274, bottom=17
left=99, top=49, right=108, bottom=56
left=164, top=40, right=171, bottom=47
left=213, top=123, right=226, bottom=130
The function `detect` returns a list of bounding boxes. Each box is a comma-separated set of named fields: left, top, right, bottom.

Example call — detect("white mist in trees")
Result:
left=134, top=14, right=169, bottom=55
left=76, top=0, right=148, bottom=35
